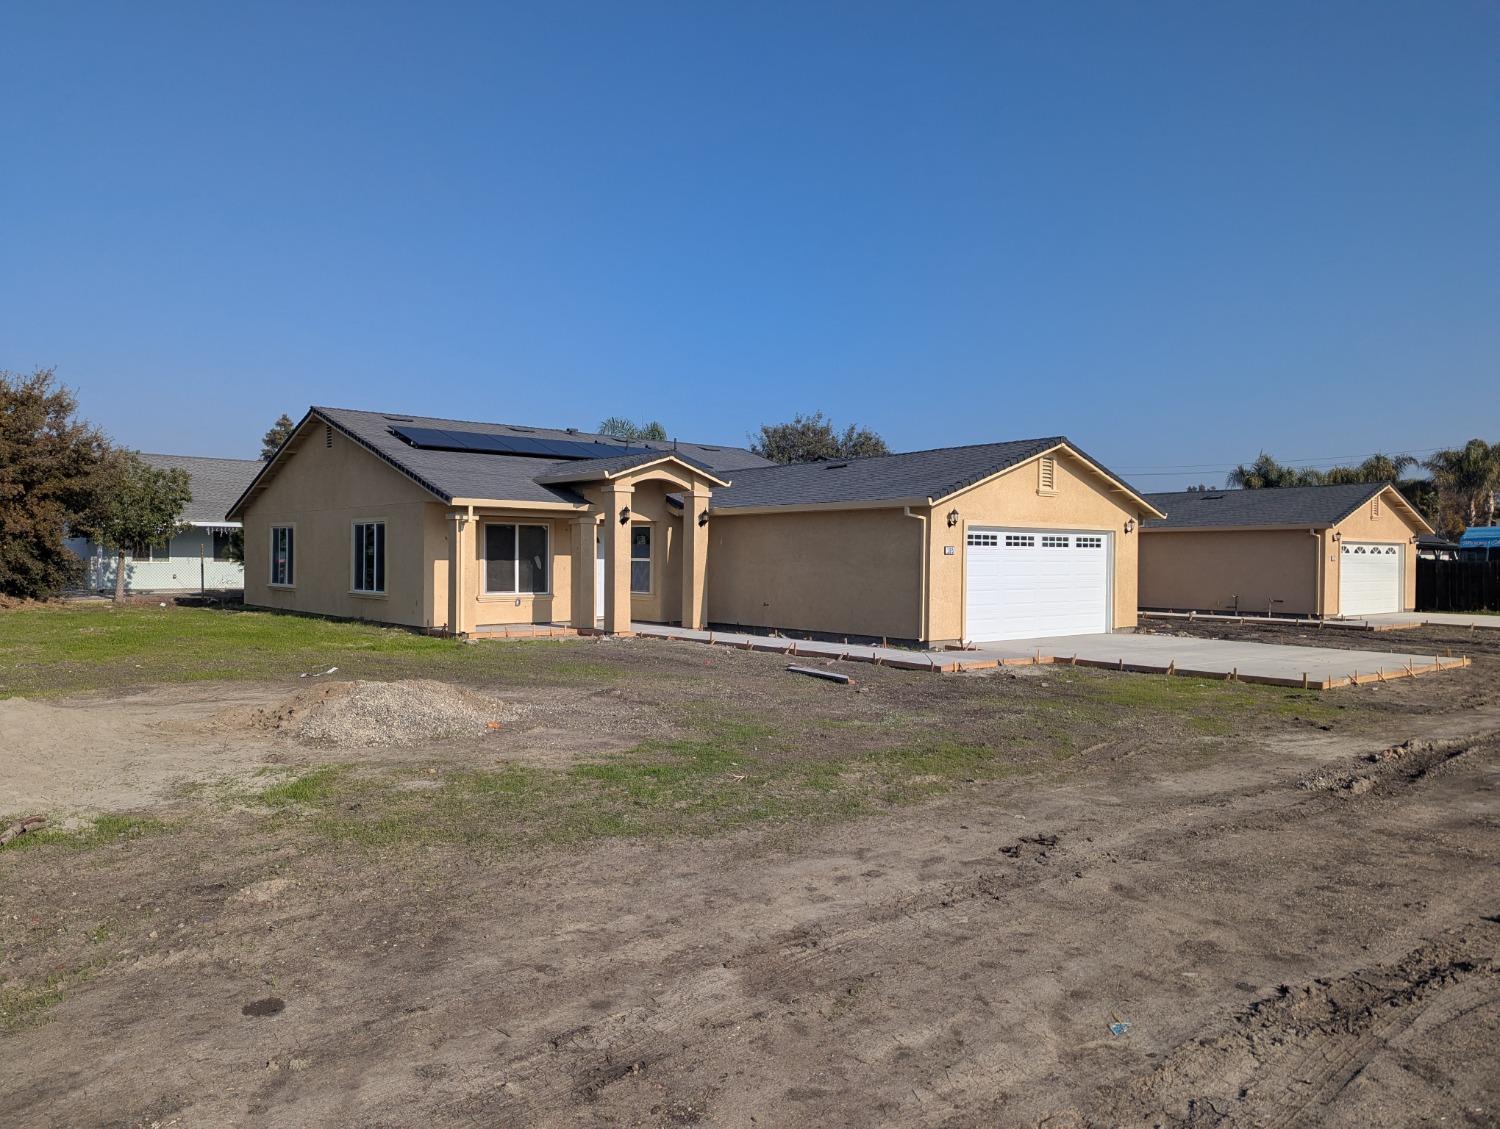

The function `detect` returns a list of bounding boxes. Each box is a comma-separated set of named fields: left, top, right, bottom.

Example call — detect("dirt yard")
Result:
left=2, top=609, right=1498, bottom=1128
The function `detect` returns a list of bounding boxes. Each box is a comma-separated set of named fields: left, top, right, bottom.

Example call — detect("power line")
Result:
left=1114, top=443, right=1459, bottom=475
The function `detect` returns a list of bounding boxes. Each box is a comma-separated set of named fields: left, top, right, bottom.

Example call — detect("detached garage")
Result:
left=706, top=438, right=1162, bottom=646
left=1138, top=483, right=1432, bottom=619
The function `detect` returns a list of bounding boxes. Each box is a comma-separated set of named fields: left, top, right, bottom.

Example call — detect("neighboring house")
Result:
left=1139, top=483, right=1432, bottom=618
left=69, top=454, right=263, bottom=593
left=1417, top=533, right=1459, bottom=561
left=226, top=407, right=1163, bottom=646
left=1457, top=526, right=1500, bottom=561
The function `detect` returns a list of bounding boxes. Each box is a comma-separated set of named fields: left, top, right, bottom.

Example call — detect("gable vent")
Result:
left=1372, top=495, right=1381, bottom=518
left=325, top=425, right=333, bottom=448
left=1038, top=455, right=1057, bottom=494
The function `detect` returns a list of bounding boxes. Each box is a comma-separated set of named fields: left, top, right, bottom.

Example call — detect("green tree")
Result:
left=260, top=413, right=296, bottom=460
left=1425, top=439, right=1500, bottom=529
left=1321, top=452, right=1418, bottom=485
left=596, top=417, right=668, bottom=443
left=0, top=368, right=111, bottom=599
left=751, top=412, right=890, bottom=465
left=77, top=452, right=193, bottom=601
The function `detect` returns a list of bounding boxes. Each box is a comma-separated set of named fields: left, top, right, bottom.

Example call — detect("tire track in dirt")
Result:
left=423, top=729, right=1500, bottom=1126
left=1093, top=922, right=1500, bottom=1128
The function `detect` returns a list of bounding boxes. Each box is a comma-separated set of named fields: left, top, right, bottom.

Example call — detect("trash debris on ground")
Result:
left=0, top=815, right=47, bottom=847
left=1109, top=1020, right=1132, bottom=1037
left=299, top=665, right=339, bottom=678
left=787, top=664, right=852, bottom=684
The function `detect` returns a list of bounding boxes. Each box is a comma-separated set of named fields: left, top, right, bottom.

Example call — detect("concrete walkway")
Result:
left=1356, top=612, right=1500, bottom=630
left=631, top=623, right=1471, bottom=689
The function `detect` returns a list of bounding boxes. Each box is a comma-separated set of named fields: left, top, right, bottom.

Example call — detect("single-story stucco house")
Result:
left=225, top=407, right=1164, bottom=646
left=68, top=453, right=262, bottom=593
left=1139, top=483, right=1432, bottom=618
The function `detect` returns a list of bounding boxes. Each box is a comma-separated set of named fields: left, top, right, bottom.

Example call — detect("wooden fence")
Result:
left=1417, top=558, right=1500, bottom=613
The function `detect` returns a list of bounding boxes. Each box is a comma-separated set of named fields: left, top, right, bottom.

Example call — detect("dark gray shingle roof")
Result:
left=230, top=407, right=773, bottom=516
left=139, top=453, right=261, bottom=524
left=533, top=449, right=716, bottom=484
left=711, top=437, right=1150, bottom=511
left=1143, top=483, right=1394, bottom=530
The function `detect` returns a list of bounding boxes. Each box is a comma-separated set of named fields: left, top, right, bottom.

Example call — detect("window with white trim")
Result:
left=1041, top=535, right=1070, bottom=548
left=352, top=521, right=386, bottom=593
left=967, top=532, right=998, bottom=547
left=1004, top=534, right=1035, bottom=548
left=630, top=525, right=652, bottom=593
left=485, top=523, right=549, bottom=594
left=1075, top=535, right=1104, bottom=549
left=270, top=526, right=294, bottom=586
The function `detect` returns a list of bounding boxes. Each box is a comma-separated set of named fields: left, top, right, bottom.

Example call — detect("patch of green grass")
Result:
left=247, top=720, right=1034, bottom=853
left=0, top=604, right=631, bottom=698
left=0, top=814, right=166, bottom=854
left=0, top=978, right=67, bottom=1034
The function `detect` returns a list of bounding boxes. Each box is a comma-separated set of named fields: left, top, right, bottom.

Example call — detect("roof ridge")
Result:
left=728, top=435, right=1068, bottom=474
left=313, top=404, right=756, bottom=455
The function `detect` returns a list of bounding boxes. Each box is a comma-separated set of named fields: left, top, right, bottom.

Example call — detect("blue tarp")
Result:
left=1458, top=526, right=1500, bottom=548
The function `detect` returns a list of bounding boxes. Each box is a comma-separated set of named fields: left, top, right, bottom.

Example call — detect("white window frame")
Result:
left=630, top=523, right=652, bottom=595
left=482, top=522, right=551, bottom=596
left=351, top=520, right=386, bottom=596
left=269, top=525, right=295, bottom=587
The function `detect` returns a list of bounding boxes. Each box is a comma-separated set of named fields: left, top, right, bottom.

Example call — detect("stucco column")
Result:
left=679, top=488, right=712, bottom=629
left=602, top=484, right=634, bottom=634
left=447, top=510, right=472, bottom=637
left=570, top=516, right=599, bottom=630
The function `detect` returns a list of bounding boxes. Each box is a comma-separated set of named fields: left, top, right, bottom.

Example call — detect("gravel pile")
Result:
left=249, top=679, right=510, bottom=747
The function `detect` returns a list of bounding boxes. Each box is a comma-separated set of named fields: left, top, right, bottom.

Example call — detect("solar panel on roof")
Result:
left=389, top=425, right=653, bottom=461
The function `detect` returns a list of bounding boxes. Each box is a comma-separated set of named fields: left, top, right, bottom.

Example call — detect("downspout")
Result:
left=1310, top=528, right=1323, bottom=619
left=903, top=506, right=930, bottom=645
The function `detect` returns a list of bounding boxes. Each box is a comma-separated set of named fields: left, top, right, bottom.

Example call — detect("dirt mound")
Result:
left=242, top=679, right=510, bottom=747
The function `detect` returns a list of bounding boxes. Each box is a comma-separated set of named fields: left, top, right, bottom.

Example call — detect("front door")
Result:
left=596, top=530, right=606, bottom=621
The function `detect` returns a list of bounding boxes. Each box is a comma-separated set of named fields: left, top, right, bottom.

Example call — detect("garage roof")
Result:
left=712, top=437, right=1159, bottom=513
left=1144, top=483, right=1432, bottom=533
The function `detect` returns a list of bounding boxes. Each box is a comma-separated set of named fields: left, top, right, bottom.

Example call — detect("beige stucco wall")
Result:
left=242, top=425, right=442, bottom=628
left=1139, top=487, right=1424, bottom=618
left=927, top=450, right=1144, bottom=642
left=706, top=508, right=925, bottom=640
left=707, top=450, right=1147, bottom=644
left=1139, top=529, right=1321, bottom=616
left=1325, top=490, right=1422, bottom=614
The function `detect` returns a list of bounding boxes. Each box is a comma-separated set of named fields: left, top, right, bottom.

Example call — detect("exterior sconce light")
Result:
left=1124, top=518, right=1136, bottom=534
left=1332, top=532, right=1341, bottom=542
left=618, top=506, right=630, bottom=525
left=698, top=510, right=709, bottom=528
left=946, top=509, right=960, bottom=528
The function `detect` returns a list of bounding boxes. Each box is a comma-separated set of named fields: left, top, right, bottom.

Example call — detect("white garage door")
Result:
left=964, top=529, right=1110, bottom=642
left=1339, top=541, right=1402, bottom=616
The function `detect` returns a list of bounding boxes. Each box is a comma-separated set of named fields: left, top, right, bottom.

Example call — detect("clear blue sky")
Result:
left=4, top=2, right=1496, bottom=488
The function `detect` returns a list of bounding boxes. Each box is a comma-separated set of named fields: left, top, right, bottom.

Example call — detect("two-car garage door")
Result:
left=964, top=528, right=1110, bottom=642
left=1338, top=542, right=1403, bottom=616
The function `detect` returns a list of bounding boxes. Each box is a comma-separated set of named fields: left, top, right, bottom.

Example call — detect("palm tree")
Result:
left=1226, top=453, right=1324, bottom=489
left=1321, top=452, right=1418, bottom=485
left=1425, top=440, right=1500, bottom=528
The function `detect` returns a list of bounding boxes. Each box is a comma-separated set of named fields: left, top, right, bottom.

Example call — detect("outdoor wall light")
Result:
left=618, top=506, right=630, bottom=525
left=1332, top=532, right=1341, bottom=542
left=946, top=509, right=960, bottom=528
left=698, top=510, right=710, bottom=528
left=1124, top=518, right=1136, bottom=534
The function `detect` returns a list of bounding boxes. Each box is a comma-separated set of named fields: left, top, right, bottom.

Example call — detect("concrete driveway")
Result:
left=972, top=631, right=1468, bottom=687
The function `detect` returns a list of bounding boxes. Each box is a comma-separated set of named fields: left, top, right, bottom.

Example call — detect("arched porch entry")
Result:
left=558, top=455, right=727, bottom=634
